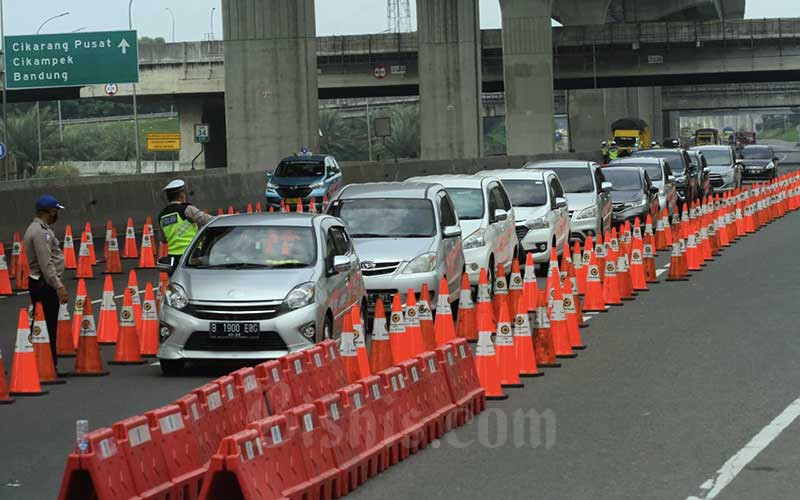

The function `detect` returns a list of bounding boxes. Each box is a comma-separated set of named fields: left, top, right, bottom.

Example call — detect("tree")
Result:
left=0, top=105, right=59, bottom=177
left=319, top=108, right=370, bottom=161
left=375, top=104, right=419, bottom=160
left=139, top=36, right=167, bottom=44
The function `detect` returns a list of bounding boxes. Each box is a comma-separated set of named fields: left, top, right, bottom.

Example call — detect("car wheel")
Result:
left=160, top=359, right=185, bottom=377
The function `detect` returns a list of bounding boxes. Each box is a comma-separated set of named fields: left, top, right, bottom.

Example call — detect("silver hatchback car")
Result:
left=157, top=213, right=366, bottom=375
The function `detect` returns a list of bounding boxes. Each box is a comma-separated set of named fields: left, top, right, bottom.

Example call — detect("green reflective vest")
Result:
left=159, top=203, right=198, bottom=256
left=608, top=147, right=619, bottom=161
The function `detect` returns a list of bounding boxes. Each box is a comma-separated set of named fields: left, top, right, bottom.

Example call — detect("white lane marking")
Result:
left=656, top=268, right=667, bottom=277
left=149, top=361, right=160, bottom=366
left=686, top=396, right=800, bottom=500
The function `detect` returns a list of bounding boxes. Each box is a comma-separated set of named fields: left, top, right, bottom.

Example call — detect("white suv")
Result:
left=478, top=169, right=570, bottom=266
left=406, top=175, right=518, bottom=286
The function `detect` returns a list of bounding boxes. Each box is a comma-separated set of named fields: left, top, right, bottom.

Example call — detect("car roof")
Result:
left=525, top=160, right=593, bottom=169
left=208, top=213, right=325, bottom=228
left=477, top=169, right=548, bottom=180
left=280, top=154, right=328, bottom=163
left=635, top=148, right=683, bottom=154
left=603, top=166, right=644, bottom=175
left=337, top=182, right=438, bottom=200
left=691, top=145, right=730, bottom=151
left=742, top=144, right=770, bottom=149
left=405, top=174, right=489, bottom=189
left=609, top=157, right=662, bottom=165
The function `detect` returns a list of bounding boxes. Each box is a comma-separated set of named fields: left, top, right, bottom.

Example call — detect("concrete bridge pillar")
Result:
left=499, top=0, right=554, bottom=155
left=222, top=0, right=319, bottom=172
left=417, top=0, right=483, bottom=160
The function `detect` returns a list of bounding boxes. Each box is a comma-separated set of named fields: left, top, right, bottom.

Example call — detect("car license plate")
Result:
left=285, top=198, right=301, bottom=206
left=209, top=322, right=260, bottom=339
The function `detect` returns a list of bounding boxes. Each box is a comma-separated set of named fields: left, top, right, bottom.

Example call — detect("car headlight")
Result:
left=627, top=199, right=647, bottom=209
left=525, top=218, right=549, bottom=229
left=165, top=283, right=189, bottom=310
left=267, top=181, right=278, bottom=190
left=309, top=181, right=325, bottom=189
left=463, top=229, right=486, bottom=250
left=403, top=253, right=438, bottom=274
left=284, top=282, right=315, bottom=310
left=765, top=163, right=775, bottom=170
left=575, top=206, right=597, bottom=220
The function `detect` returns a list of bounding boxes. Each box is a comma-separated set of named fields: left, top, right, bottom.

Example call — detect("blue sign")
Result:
left=0, top=142, right=6, bottom=160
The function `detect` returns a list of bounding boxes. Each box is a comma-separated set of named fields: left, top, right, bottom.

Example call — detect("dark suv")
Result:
left=740, top=145, right=779, bottom=180
left=266, top=153, right=344, bottom=210
left=632, top=148, right=699, bottom=206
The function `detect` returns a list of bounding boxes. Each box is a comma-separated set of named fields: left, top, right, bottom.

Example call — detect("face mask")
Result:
left=50, top=210, right=59, bottom=224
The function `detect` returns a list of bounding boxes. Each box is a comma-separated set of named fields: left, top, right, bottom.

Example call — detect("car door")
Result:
left=329, top=224, right=361, bottom=315
left=487, top=183, right=513, bottom=267
left=438, top=191, right=464, bottom=297
left=593, top=166, right=612, bottom=234
left=662, top=160, right=677, bottom=214
left=326, top=158, right=343, bottom=198
left=549, top=175, right=569, bottom=250
left=643, top=172, right=659, bottom=219
left=321, top=221, right=350, bottom=331
left=495, top=182, right=517, bottom=263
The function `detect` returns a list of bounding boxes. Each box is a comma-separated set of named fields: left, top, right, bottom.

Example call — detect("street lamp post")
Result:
left=210, top=8, right=216, bottom=40
left=35, top=12, right=70, bottom=168
left=129, top=0, right=141, bottom=175
left=165, top=8, right=176, bottom=43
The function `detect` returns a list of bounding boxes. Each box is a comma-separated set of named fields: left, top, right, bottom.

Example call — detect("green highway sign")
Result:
left=4, top=30, right=139, bottom=90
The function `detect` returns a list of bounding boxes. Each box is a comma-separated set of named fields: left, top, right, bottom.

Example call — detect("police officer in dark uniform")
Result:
left=159, top=180, right=212, bottom=268
left=24, top=195, right=67, bottom=371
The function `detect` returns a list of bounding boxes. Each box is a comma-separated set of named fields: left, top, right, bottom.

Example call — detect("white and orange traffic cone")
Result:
left=122, top=218, right=138, bottom=259
left=433, top=278, right=456, bottom=346
left=109, top=288, right=145, bottom=365
left=139, top=283, right=159, bottom=357
left=351, top=304, right=371, bottom=378
left=71, top=300, right=109, bottom=377
left=418, top=284, right=436, bottom=351
left=97, top=275, right=120, bottom=345
left=368, top=299, right=393, bottom=373
left=9, top=308, right=47, bottom=396
left=455, top=273, right=477, bottom=342
left=31, top=303, right=66, bottom=385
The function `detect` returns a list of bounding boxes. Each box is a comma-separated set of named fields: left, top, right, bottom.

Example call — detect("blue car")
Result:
left=266, top=153, right=344, bottom=210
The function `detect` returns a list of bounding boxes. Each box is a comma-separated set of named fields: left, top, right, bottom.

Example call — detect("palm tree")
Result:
left=376, top=104, right=419, bottom=160
left=0, top=105, right=59, bottom=178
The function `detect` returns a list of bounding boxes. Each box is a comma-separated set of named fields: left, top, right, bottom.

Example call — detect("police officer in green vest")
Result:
left=601, top=141, right=609, bottom=164
left=608, top=141, right=619, bottom=161
left=159, top=179, right=212, bottom=265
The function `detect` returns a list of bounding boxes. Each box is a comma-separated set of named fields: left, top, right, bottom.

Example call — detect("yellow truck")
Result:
left=611, top=118, right=651, bottom=157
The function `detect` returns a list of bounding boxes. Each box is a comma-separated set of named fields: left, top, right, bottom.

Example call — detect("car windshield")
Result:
left=547, top=167, right=594, bottom=193
left=609, top=162, right=662, bottom=181
left=274, top=161, right=325, bottom=178
left=742, top=148, right=772, bottom=160
left=445, top=188, right=485, bottom=220
left=633, top=151, right=685, bottom=174
left=333, top=198, right=436, bottom=238
left=615, top=137, right=638, bottom=148
left=186, top=226, right=316, bottom=269
left=602, top=170, right=642, bottom=191
left=699, top=149, right=732, bottom=166
left=501, top=179, right=548, bottom=207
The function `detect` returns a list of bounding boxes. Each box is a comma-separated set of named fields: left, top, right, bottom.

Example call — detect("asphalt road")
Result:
left=0, top=160, right=797, bottom=499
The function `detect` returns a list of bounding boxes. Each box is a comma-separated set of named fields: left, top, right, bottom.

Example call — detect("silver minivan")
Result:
left=327, top=182, right=465, bottom=310
left=157, top=213, right=366, bottom=375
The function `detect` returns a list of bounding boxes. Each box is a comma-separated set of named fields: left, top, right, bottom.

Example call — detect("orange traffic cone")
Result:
left=0, top=243, right=11, bottom=295
left=404, top=290, right=425, bottom=358
left=0, top=348, right=14, bottom=404
left=389, top=294, right=409, bottom=363
left=104, top=228, right=122, bottom=274
left=71, top=300, right=109, bottom=377
left=595, top=235, right=606, bottom=282
left=666, top=238, right=688, bottom=281
left=63, top=225, right=77, bottom=270
left=56, top=303, right=76, bottom=357
left=10, top=231, right=21, bottom=279
left=602, top=234, right=622, bottom=307
left=573, top=240, right=586, bottom=295
left=128, top=270, right=142, bottom=337
left=339, top=313, right=362, bottom=384
left=122, top=217, right=138, bottom=259
left=613, top=230, right=634, bottom=300
left=418, top=284, right=436, bottom=351
left=75, top=231, right=94, bottom=279
left=84, top=223, right=97, bottom=265
left=534, top=289, right=560, bottom=368
left=455, top=273, right=477, bottom=342
left=97, top=275, right=119, bottom=345
left=583, top=251, right=606, bottom=312
left=31, top=303, right=65, bottom=385
left=630, top=229, right=648, bottom=291
left=228, top=205, right=235, bottom=215
left=10, top=309, right=47, bottom=396
left=513, top=295, right=541, bottom=378
left=476, top=268, right=495, bottom=332
left=474, top=309, right=507, bottom=400
left=158, top=241, right=169, bottom=260
left=562, top=276, right=585, bottom=350
left=246, top=203, right=253, bottom=214
left=139, top=283, right=159, bottom=357
left=644, top=215, right=659, bottom=284
left=256, top=202, right=262, bottom=213
left=493, top=263, right=508, bottom=321
left=103, top=220, right=113, bottom=261
left=71, top=279, right=87, bottom=348
left=15, top=244, right=30, bottom=291
left=548, top=262, right=576, bottom=359
left=109, top=288, right=145, bottom=365
left=368, top=299, right=394, bottom=373
left=508, top=259, right=523, bottom=315
left=308, top=198, right=317, bottom=214
left=494, top=298, right=523, bottom=388
left=138, top=227, right=156, bottom=269
left=351, top=304, right=370, bottom=378
left=144, top=215, right=154, bottom=239
left=434, top=278, right=456, bottom=346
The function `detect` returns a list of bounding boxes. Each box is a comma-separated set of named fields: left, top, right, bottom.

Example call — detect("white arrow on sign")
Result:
left=118, top=39, right=130, bottom=55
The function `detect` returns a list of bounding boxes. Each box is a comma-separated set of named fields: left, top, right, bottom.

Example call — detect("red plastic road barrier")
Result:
left=358, top=374, right=401, bottom=467
left=112, top=415, right=178, bottom=499
left=191, top=384, right=229, bottom=459
left=315, top=393, right=369, bottom=497
left=145, top=404, right=206, bottom=499
left=417, top=351, right=458, bottom=440
left=287, top=404, right=340, bottom=499
left=319, top=339, right=348, bottom=391
left=338, top=383, right=387, bottom=477
left=58, top=427, right=140, bottom=500
left=377, top=366, right=423, bottom=460
left=279, top=352, right=318, bottom=406
left=215, top=375, right=250, bottom=437
left=232, top=367, right=270, bottom=422
left=254, top=359, right=295, bottom=415
left=397, top=359, right=436, bottom=451
left=247, top=414, right=313, bottom=500
left=174, top=393, right=216, bottom=463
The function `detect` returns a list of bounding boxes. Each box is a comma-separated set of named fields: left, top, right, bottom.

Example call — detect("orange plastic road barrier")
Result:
left=71, top=279, right=87, bottom=347
left=71, top=300, right=109, bottom=377
left=56, top=303, right=76, bottom=357
left=0, top=348, right=14, bottom=404
left=0, top=243, right=12, bottom=295
left=138, top=227, right=156, bottom=269
left=104, top=228, right=122, bottom=274
left=97, top=275, right=119, bottom=345
left=10, top=308, right=47, bottom=396
left=434, top=278, right=456, bottom=346
left=508, top=259, right=524, bottom=316
left=15, top=243, right=30, bottom=291
left=10, top=231, right=21, bottom=278
left=389, top=293, right=408, bottom=363
left=455, top=273, right=477, bottom=342
left=351, top=304, right=370, bottom=378
left=109, top=288, right=145, bottom=365
left=418, top=284, right=436, bottom=351
left=32, top=303, right=66, bottom=385
left=534, top=289, right=560, bottom=368
left=474, top=310, right=507, bottom=400
left=513, top=295, right=541, bottom=378
left=63, top=225, right=77, bottom=270
left=368, top=299, right=393, bottom=373
left=339, top=314, right=361, bottom=384
left=122, top=217, right=138, bottom=259
left=139, top=283, right=159, bottom=357
left=404, top=290, right=425, bottom=358
left=84, top=223, right=97, bottom=265
left=494, top=297, right=523, bottom=388
left=562, top=276, right=585, bottom=350
left=476, top=268, right=495, bottom=332
left=75, top=231, right=94, bottom=279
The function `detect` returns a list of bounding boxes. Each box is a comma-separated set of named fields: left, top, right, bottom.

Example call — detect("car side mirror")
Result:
left=649, top=186, right=659, bottom=195
left=265, top=171, right=273, bottom=180
left=703, top=167, right=711, bottom=174
left=443, top=225, right=462, bottom=239
left=667, top=175, right=676, bottom=182
left=555, top=197, right=568, bottom=209
left=601, top=181, right=613, bottom=192
left=156, top=256, right=176, bottom=273
left=493, top=209, right=508, bottom=222
left=332, top=255, right=351, bottom=274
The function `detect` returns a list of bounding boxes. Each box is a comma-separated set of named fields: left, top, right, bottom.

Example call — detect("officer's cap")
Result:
left=163, top=179, right=186, bottom=193
left=36, top=195, right=65, bottom=211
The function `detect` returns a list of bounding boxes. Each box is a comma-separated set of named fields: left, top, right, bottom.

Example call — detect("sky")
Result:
left=2, top=0, right=799, bottom=41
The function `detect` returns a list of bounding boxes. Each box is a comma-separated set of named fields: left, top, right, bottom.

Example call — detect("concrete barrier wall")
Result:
left=0, top=152, right=598, bottom=242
